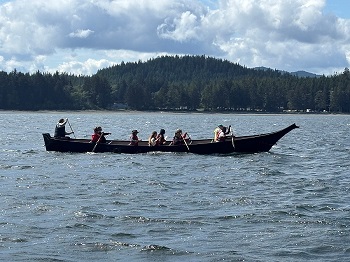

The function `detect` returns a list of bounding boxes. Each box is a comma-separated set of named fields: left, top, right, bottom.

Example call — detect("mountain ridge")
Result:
left=254, top=66, right=321, bottom=78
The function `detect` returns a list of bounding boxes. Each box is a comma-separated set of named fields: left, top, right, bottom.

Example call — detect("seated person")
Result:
left=172, top=129, right=188, bottom=145
left=129, top=129, right=141, bottom=146
left=91, top=126, right=110, bottom=143
left=156, top=129, right=166, bottom=145
left=214, top=125, right=231, bottom=142
left=54, top=118, right=74, bottom=138
left=148, top=131, right=158, bottom=146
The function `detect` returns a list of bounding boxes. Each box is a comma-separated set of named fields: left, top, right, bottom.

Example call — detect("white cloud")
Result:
left=0, top=0, right=349, bottom=75
left=69, top=29, right=94, bottom=38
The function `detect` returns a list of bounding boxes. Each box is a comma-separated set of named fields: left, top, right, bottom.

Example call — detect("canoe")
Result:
left=42, top=123, right=299, bottom=155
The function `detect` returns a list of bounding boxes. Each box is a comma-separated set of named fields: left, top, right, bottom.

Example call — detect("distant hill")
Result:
left=254, top=67, right=321, bottom=78
left=1, top=54, right=349, bottom=112
left=290, top=70, right=321, bottom=78
left=97, top=55, right=285, bottom=87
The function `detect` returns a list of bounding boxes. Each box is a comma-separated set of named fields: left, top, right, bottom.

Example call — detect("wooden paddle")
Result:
left=92, top=132, right=104, bottom=152
left=182, top=134, right=190, bottom=152
left=228, top=125, right=235, bottom=148
left=67, top=119, right=76, bottom=138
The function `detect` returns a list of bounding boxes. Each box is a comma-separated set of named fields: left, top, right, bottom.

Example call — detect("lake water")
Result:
left=1, top=111, right=350, bottom=261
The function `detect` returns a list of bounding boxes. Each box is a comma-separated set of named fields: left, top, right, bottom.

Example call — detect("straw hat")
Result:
left=57, top=118, right=67, bottom=126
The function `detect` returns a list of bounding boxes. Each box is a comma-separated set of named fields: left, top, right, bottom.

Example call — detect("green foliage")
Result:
left=1, top=55, right=350, bottom=112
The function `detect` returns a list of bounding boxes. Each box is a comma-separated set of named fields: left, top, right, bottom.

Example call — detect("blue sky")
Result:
left=0, top=0, right=350, bottom=75
left=324, top=0, right=350, bottom=18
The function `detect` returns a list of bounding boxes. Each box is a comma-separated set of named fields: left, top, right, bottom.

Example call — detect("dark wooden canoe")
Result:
left=42, top=123, right=299, bottom=155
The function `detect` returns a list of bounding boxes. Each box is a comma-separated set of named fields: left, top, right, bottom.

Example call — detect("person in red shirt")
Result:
left=91, top=126, right=110, bottom=143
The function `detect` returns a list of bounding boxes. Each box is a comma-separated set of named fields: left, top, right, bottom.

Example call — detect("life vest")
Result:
left=156, top=134, right=166, bottom=145
left=214, top=127, right=221, bottom=142
left=54, top=125, right=66, bottom=138
left=92, top=133, right=106, bottom=143
left=172, top=135, right=183, bottom=145
left=214, top=127, right=225, bottom=142
left=130, top=134, right=139, bottom=146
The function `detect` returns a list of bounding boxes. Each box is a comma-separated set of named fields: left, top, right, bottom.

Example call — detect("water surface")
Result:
left=1, top=111, right=350, bottom=261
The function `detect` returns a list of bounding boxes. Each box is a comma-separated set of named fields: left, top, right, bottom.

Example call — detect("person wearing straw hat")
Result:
left=54, top=118, right=74, bottom=138
left=129, top=129, right=141, bottom=146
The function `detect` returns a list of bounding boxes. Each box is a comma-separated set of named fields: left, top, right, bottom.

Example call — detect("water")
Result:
left=1, top=111, right=350, bottom=261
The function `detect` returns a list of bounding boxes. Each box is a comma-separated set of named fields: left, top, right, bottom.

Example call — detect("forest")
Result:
left=0, top=55, right=349, bottom=113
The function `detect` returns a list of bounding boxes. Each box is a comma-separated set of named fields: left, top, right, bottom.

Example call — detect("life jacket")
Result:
left=130, top=134, right=139, bottom=146
left=172, top=135, right=183, bottom=145
left=54, top=125, right=66, bottom=138
left=214, top=127, right=225, bottom=142
left=92, top=133, right=106, bottom=143
left=214, top=127, right=221, bottom=142
left=156, top=134, right=166, bottom=145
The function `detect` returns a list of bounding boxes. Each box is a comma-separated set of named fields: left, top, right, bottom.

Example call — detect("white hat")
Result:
left=57, top=118, right=67, bottom=126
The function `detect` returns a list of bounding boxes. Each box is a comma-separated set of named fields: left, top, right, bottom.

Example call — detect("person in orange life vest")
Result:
left=129, top=130, right=141, bottom=146
left=172, top=129, right=188, bottom=145
left=156, top=129, right=166, bottom=145
left=91, top=126, right=110, bottom=143
left=214, top=125, right=231, bottom=142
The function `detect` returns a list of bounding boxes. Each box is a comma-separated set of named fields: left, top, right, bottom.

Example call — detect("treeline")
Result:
left=0, top=70, right=110, bottom=110
left=1, top=55, right=350, bottom=112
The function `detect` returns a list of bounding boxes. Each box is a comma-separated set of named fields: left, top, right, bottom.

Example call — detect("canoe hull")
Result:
left=42, top=123, right=299, bottom=155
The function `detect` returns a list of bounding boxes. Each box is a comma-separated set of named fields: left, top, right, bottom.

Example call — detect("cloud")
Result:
left=69, top=29, right=94, bottom=38
left=0, top=0, right=349, bottom=75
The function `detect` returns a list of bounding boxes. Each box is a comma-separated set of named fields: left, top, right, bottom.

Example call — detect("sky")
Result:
left=0, top=0, right=350, bottom=76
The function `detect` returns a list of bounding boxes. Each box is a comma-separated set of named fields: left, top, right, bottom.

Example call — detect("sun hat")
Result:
left=57, top=118, right=67, bottom=126
left=132, top=130, right=139, bottom=134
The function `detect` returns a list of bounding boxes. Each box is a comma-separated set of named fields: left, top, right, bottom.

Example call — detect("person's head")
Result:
left=58, top=118, right=67, bottom=126
left=94, top=126, right=102, bottom=133
left=160, top=129, right=165, bottom=135
left=151, top=131, right=157, bottom=137
left=175, top=129, right=182, bottom=136
left=132, top=130, right=139, bottom=135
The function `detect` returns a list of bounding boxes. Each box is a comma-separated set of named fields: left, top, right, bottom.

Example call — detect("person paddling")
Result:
left=91, top=126, right=110, bottom=143
left=156, top=129, right=166, bottom=145
left=54, top=118, right=74, bottom=138
left=171, top=129, right=189, bottom=145
left=213, top=124, right=231, bottom=142
left=148, top=131, right=158, bottom=146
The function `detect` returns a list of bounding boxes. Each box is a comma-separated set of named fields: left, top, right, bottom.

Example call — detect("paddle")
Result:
left=228, top=125, right=235, bottom=148
left=182, top=134, right=190, bottom=152
left=67, top=119, right=76, bottom=138
left=92, top=132, right=104, bottom=152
